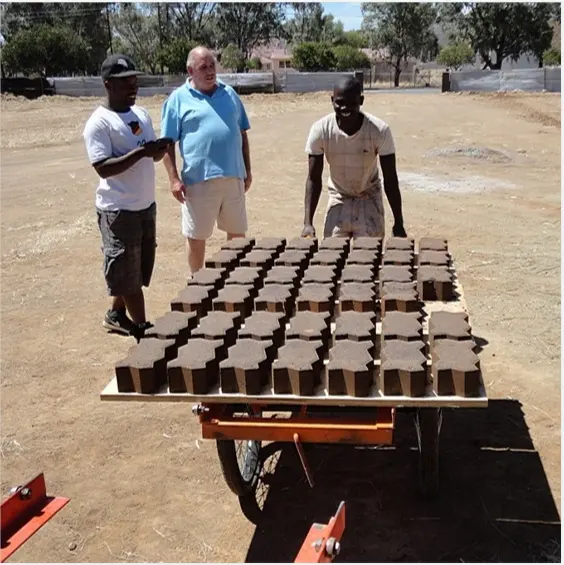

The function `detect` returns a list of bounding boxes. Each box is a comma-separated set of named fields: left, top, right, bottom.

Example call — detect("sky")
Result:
left=321, top=2, right=363, bottom=31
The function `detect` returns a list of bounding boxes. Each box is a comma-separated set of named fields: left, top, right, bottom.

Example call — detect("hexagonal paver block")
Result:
left=220, top=339, right=274, bottom=394
left=417, top=266, right=454, bottom=301
left=419, top=237, right=448, bottom=252
left=297, top=283, right=335, bottom=314
left=272, top=340, right=325, bottom=396
left=213, top=285, right=254, bottom=317
left=115, top=338, right=174, bottom=393
left=431, top=339, right=481, bottom=397
left=380, top=340, right=427, bottom=397
left=170, top=285, right=214, bottom=318
left=238, top=311, right=286, bottom=348
left=338, top=282, right=376, bottom=313
left=167, top=339, right=226, bottom=394
left=327, top=340, right=374, bottom=397
left=255, top=284, right=295, bottom=314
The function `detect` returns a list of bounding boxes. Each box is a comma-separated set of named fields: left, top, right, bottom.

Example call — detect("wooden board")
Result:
left=100, top=375, right=487, bottom=408
left=100, top=260, right=488, bottom=409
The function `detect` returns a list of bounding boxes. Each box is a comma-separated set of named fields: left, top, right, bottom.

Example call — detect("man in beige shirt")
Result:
left=302, top=77, right=406, bottom=239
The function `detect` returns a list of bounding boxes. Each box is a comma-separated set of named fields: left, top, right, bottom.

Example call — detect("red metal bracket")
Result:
left=1, top=473, right=70, bottom=562
left=295, top=501, right=346, bottom=563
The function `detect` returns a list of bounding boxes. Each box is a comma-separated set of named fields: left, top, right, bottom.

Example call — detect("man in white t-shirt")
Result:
left=83, top=54, right=172, bottom=338
left=302, top=77, right=406, bottom=239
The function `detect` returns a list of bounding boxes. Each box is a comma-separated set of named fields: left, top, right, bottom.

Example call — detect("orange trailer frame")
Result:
left=198, top=403, right=395, bottom=445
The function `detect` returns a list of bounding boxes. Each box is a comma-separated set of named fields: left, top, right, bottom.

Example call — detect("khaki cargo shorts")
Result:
left=323, top=194, right=385, bottom=238
left=182, top=176, right=248, bottom=240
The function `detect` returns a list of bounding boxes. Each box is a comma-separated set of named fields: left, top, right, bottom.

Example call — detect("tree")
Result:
left=439, top=3, right=560, bottom=69
left=340, top=30, right=369, bottom=49
left=215, top=3, right=285, bottom=59
left=286, top=3, right=327, bottom=44
left=543, top=47, right=561, bottom=66
left=247, top=56, right=262, bottom=71
left=221, top=43, right=246, bottom=72
left=165, top=3, right=216, bottom=44
left=1, top=23, right=89, bottom=76
left=522, top=3, right=557, bottom=67
left=332, top=45, right=371, bottom=71
left=436, top=42, right=475, bottom=70
left=1, top=2, right=111, bottom=74
left=322, top=15, right=346, bottom=45
left=362, top=3, right=439, bottom=87
left=292, top=42, right=336, bottom=71
left=112, top=3, right=161, bottom=73
left=157, top=37, right=197, bottom=73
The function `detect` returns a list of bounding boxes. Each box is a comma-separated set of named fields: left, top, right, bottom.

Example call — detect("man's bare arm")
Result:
left=241, top=130, right=251, bottom=175
left=302, top=154, right=324, bottom=236
left=380, top=153, right=406, bottom=237
left=93, top=141, right=168, bottom=178
left=163, top=145, right=181, bottom=183
left=163, top=144, right=186, bottom=204
left=241, top=130, right=252, bottom=191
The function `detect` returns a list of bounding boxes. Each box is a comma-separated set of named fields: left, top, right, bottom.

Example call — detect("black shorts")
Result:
left=97, top=203, right=156, bottom=296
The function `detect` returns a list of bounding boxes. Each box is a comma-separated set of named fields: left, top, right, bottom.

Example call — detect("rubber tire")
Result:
left=216, top=438, right=262, bottom=497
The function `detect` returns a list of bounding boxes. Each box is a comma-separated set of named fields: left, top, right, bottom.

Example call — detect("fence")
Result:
left=274, top=71, right=355, bottom=93
left=1, top=77, right=55, bottom=98
left=46, top=71, right=360, bottom=97
left=447, top=67, right=561, bottom=93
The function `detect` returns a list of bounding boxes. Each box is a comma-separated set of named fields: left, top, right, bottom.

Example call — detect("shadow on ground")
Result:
left=242, top=400, right=560, bottom=563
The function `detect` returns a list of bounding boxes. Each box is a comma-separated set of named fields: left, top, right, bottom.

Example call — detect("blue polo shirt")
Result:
left=161, top=80, right=250, bottom=185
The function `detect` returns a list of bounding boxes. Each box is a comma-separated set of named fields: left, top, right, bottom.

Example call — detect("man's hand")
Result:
left=244, top=172, right=252, bottom=192
left=142, top=140, right=168, bottom=158
left=171, top=179, right=186, bottom=204
left=301, top=224, right=316, bottom=238
left=392, top=223, right=407, bottom=237
left=152, top=147, right=168, bottom=162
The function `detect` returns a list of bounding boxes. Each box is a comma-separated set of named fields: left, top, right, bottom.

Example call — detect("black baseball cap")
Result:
left=101, top=54, right=144, bottom=80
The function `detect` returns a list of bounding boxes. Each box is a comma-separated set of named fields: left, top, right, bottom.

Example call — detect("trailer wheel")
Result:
left=216, top=406, right=262, bottom=496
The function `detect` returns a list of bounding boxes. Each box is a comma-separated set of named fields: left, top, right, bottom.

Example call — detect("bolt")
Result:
left=325, top=537, right=341, bottom=557
left=19, top=487, right=32, bottom=500
left=312, top=539, right=323, bottom=552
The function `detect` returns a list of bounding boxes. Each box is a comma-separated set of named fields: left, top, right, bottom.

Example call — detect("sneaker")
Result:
left=132, top=321, right=154, bottom=342
left=103, top=309, right=137, bottom=336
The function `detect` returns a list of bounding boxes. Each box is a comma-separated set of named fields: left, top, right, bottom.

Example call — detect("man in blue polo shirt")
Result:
left=161, top=46, right=252, bottom=276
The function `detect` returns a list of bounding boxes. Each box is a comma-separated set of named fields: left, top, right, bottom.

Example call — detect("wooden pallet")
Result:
left=100, top=260, right=488, bottom=409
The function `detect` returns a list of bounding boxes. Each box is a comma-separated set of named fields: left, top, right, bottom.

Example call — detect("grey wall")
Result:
left=51, top=71, right=353, bottom=97
left=281, top=71, right=353, bottom=93
left=450, top=68, right=560, bottom=93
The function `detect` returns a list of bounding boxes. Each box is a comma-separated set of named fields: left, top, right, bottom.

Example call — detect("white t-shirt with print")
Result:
left=83, top=105, right=157, bottom=211
left=305, top=112, right=396, bottom=206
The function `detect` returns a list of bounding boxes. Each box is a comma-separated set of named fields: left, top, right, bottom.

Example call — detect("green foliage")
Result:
left=215, top=3, right=285, bottom=58
left=332, top=45, right=371, bottom=71
left=436, top=42, right=475, bottom=70
left=157, top=38, right=198, bottom=74
left=1, top=2, right=110, bottom=74
left=221, top=44, right=246, bottom=72
left=164, top=3, right=216, bottom=44
left=340, top=30, right=369, bottom=48
left=1, top=23, right=89, bottom=76
left=362, top=3, right=438, bottom=86
left=543, top=47, right=561, bottom=66
left=439, top=2, right=559, bottom=69
left=112, top=3, right=161, bottom=73
left=247, top=56, right=263, bottom=71
left=292, top=42, right=336, bottom=71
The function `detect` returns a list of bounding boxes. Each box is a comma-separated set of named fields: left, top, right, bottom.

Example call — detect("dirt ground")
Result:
left=1, top=90, right=560, bottom=563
